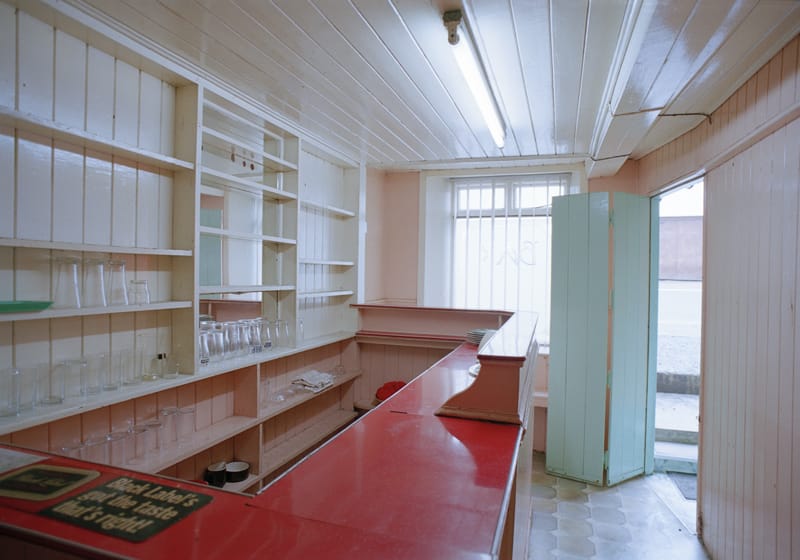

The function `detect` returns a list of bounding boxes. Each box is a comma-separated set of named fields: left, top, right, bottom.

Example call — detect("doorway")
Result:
left=651, top=179, right=703, bottom=529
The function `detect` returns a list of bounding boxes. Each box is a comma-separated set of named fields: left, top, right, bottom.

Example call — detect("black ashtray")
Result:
left=225, top=461, right=250, bottom=483
left=204, top=461, right=227, bottom=487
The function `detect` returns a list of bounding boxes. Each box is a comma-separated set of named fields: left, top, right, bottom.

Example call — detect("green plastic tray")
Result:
left=0, top=301, right=54, bottom=313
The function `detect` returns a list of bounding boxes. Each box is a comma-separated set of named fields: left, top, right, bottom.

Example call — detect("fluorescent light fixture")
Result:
left=444, top=10, right=506, bottom=149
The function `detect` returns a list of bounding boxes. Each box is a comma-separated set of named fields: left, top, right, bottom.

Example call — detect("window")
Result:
left=451, top=173, right=569, bottom=343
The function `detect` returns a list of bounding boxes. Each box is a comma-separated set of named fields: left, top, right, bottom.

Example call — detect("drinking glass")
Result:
left=248, top=319, right=263, bottom=353
left=198, top=331, right=211, bottom=366
left=38, top=362, right=65, bottom=405
left=84, top=435, right=110, bottom=464
left=222, top=321, right=240, bottom=358
left=0, top=367, right=20, bottom=417
left=52, top=256, right=81, bottom=309
left=237, top=320, right=251, bottom=356
left=117, top=349, right=141, bottom=386
left=99, top=352, right=120, bottom=391
left=108, top=430, right=131, bottom=466
left=177, top=406, right=195, bottom=446
left=18, top=364, right=40, bottom=412
left=160, top=406, right=179, bottom=447
left=83, top=354, right=107, bottom=395
left=83, top=258, right=107, bottom=308
left=106, top=260, right=129, bottom=306
left=260, top=318, right=273, bottom=351
left=128, top=279, right=151, bottom=305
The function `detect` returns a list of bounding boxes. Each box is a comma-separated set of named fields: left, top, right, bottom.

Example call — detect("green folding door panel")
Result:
left=607, top=193, right=652, bottom=485
left=547, top=192, right=651, bottom=486
left=547, top=193, right=609, bottom=485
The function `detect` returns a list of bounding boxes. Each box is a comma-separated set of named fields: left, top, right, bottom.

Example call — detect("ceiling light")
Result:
left=443, top=9, right=506, bottom=149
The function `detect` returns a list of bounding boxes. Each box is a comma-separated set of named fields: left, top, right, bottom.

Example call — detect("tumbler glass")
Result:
left=82, top=354, right=106, bottom=396
left=117, top=349, right=141, bottom=386
left=83, top=258, right=107, bottom=308
left=107, top=430, right=131, bottom=466
left=176, top=406, right=195, bottom=446
left=59, top=441, right=86, bottom=460
left=52, top=256, right=81, bottom=309
left=222, top=321, right=241, bottom=358
left=260, top=318, right=273, bottom=351
left=83, top=435, right=110, bottom=464
left=18, top=364, right=40, bottom=412
left=248, top=319, right=263, bottom=353
left=77, top=356, right=99, bottom=397
left=0, top=367, right=20, bottom=417
left=37, top=362, right=65, bottom=405
left=98, top=352, right=120, bottom=391
left=198, top=331, right=211, bottom=366
left=160, top=406, right=179, bottom=448
left=106, top=260, right=129, bottom=306
left=128, top=279, right=151, bottom=305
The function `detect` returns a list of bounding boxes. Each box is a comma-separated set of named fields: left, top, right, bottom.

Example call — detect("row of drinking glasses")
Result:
left=198, top=318, right=290, bottom=366
left=0, top=349, right=179, bottom=418
left=58, top=406, right=196, bottom=467
left=53, top=256, right=151, bottom=309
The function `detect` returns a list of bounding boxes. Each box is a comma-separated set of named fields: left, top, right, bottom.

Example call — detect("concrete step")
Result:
left=654, top=441, right=697, bottom=475
left=657, top=371, right=700, bottom=395
left=656, top=427, right=698, bottom=445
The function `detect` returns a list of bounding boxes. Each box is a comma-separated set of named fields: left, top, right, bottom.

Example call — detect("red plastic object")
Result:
left=375, top=380, right=406, bottom=401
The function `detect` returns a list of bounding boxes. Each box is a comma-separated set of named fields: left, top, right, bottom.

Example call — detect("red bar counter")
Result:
left=0, top=317, right=536, bottom=559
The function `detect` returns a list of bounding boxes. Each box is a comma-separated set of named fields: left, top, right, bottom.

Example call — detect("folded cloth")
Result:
left=292, top=370, right=334, bottom=393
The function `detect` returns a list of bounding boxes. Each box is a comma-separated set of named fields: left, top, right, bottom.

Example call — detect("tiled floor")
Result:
left=529, top=453, right=709, bottom=559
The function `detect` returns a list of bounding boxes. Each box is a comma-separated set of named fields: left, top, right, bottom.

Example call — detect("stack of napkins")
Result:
left=292, top=370, right=334, bottom=393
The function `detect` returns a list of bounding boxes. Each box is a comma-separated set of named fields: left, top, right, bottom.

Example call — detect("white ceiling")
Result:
left=53, top=0, right=800, bottom=175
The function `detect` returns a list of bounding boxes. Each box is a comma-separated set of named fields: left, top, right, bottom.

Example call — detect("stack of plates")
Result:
left=465, top=328, right=494, bottom=346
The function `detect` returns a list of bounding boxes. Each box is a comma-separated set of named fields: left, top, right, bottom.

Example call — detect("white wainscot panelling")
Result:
left=158, top=173, right=174, bottom=249
left=83, top=151, right=112, bottom=246
left=86, top=47, right=114, bottom=139
left=136, top=167, right=160, bottom=249
left=114, top=59, right=139, bottom=147
left=111, top=161, right=138, bottom=247
left=0, top=247, right=12, bottom=301
left=17, top=12, right=53, bottom=119
left=52, top=142, right=85, bottom=244
left=0, top=127, right=13, bottom=238
left=16, top=132, right=52, bottom=241
left=139, top=72, right=162, bottom=152
left=54, top=30, right=87, bottom=129
left=13, top=248, right=50, bottom=302
left=0, top=2, right=15, bottom=108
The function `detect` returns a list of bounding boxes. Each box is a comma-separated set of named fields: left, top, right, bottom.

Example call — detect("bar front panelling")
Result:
left=356, top=343, right=450, bottom=404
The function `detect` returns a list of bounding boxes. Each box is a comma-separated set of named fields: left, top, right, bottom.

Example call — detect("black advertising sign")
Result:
left=40, top=476, right=213, bottom=543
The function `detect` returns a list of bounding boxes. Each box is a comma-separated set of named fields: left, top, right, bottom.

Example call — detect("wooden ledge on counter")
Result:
left=436, top=312, right=539, bottom=426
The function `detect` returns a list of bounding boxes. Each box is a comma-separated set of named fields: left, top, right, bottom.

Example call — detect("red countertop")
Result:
left=0, top=344, right=524, bottom=559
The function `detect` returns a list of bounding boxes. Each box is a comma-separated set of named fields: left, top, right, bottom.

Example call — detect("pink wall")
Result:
left=365, top=168, right=386, bottom=303
left=639, top=35, right=800, bottom=560
left=588, top=159, right=639, bottom=193
left=364, top=170, right=420, bottom=305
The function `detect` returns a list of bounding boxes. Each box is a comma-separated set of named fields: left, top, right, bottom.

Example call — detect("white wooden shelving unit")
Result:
left=0, top=2, right=364, bottom=496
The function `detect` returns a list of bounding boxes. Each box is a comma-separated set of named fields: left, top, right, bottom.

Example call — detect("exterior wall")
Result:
left=659, top=216, right=703, bottom=281
left=638, top=35, right=800, bottom=560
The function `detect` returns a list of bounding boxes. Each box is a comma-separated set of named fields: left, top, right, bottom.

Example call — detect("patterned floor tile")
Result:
left=528, top=452, right=708, bottom=559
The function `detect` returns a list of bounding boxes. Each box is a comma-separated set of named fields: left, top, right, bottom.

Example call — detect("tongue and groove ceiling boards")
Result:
left=42, top=0, right=800, bottom=176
